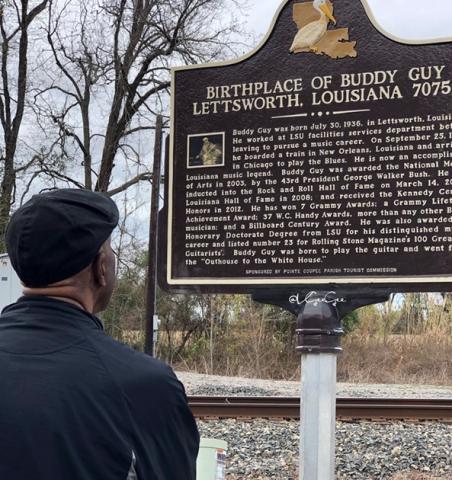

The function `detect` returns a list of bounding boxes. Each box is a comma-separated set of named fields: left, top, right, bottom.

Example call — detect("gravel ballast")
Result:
left=178, top=372, right=452, bottom=479
left=198, top=419, right=451, bottom=479
left=177, top=371, right=452, bottom=399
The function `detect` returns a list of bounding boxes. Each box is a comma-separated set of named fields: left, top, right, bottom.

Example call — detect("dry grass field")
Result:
left=114, top=293, right=452, bottom=385
left=145, top=330, right=452, bottom=385
left=339, top=332, right=452, bottom=385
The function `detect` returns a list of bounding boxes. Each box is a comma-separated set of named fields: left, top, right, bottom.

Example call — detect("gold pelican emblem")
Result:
left=290, top=1, right=357, bottom=59
left=290, top=0, right=336, bottom=53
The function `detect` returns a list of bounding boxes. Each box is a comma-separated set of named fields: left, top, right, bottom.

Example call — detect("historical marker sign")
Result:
left=163, top=0, right=452, bottom=292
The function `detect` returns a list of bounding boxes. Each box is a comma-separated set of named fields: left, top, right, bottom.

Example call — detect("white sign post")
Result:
left=300, top=353, right=337, bottom=479
left=0, top=254, right=22, bottom=311
left=294, top=292, right=344, bottom=480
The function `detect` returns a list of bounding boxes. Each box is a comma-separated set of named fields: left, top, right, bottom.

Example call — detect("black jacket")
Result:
left=0, top=296, right=199, bottom=479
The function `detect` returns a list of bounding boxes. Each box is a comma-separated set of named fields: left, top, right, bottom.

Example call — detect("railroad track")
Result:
left=189, top=396, right=452, bottom=422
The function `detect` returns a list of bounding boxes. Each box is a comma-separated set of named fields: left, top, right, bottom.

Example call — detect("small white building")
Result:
left=0, top=254, right=22, bottom=311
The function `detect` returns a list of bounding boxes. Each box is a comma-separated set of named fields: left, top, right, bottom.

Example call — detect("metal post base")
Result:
left=251, top=288, right=390, bottom=480
left=300, top=353, right=337, bottom=480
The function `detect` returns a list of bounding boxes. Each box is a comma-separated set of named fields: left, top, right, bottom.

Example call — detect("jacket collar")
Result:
left=2, top=295, right=104, bottom=331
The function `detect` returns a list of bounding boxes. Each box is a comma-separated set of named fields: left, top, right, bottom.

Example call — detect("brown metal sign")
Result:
left=163, top=0, right=452, bottom=293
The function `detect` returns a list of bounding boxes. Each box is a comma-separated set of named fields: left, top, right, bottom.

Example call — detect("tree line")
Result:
left=102, top=252, right=452, bottom=382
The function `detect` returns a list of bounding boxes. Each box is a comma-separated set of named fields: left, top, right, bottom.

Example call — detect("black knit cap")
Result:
left=5, top=189, right=119, bottom=287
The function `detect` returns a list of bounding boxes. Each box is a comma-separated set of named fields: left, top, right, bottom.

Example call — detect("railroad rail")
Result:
left=189, top=397, right=452, bottom=422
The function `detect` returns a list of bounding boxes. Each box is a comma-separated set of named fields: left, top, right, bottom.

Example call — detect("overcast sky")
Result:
left=245, top=0, right=452, bottom=41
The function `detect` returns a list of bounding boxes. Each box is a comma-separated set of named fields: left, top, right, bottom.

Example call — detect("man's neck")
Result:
left=22, top=287, right=93, bottom=313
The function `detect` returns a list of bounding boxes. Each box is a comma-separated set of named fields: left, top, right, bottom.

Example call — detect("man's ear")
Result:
left=92, top=251, right=107, bottom=288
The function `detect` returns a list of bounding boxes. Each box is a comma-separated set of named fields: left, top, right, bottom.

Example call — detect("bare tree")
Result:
left=0, top=0, right=48, bottom=249
left=397, top=293, right=428, bottom=334
left=33, top=0, right=246, bottom=195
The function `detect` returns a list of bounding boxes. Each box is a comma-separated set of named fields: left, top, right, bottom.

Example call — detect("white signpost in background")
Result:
left=0, top=254, right=22, bottom=311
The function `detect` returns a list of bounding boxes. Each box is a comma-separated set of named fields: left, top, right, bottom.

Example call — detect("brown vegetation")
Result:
left=103, top=266, right=452, bottom=386
left=339, top=332, right=452, bottom=385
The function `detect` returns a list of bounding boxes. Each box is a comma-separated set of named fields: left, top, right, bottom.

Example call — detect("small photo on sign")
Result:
left=187, top=132, right=225, bottom=168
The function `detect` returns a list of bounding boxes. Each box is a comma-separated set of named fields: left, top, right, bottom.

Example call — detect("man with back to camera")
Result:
left=0, top=188, right=199, bottom=479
